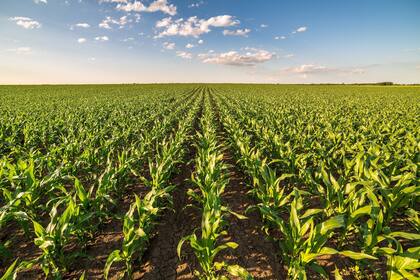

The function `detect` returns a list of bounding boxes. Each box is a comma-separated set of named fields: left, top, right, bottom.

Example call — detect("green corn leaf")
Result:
left=317, top=215, right=345, bottom=235
left=104, top=250, right=122, bottom=280
left=74, top=178, right=88, bottom=204
left=388, top=232, right=420, bottom=240
left=334, top=266, right=343, bottom=280
left=350, top=205, right=372, bottom=220
left=177, top=235, right=192, bottom=258
left=339, top=250, right=377, bottom=260
left=0, top=259, right=19, bottom=280
left=226, top=264, right=253, bottom=279
left=32, top=220, right=46, bottom=237
left=301, top=208, right=323, bottom=219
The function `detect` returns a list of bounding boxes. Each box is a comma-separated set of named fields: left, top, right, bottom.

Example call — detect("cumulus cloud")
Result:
left=9, top=17, right=41, bottom=29
left=7, top=47, right=32, bottom=55
left=163, top=41, right=175, bottom=50
left=198, top=48, right=274, bottom=66
left=117, top=0, right=177, bottom=16
left=282, top=64, right=365, bottom=75
left=99, top=16, right=128, bottom=29
left=223, top=28, right=251, bottom=37
left=78, top=38, right=87, bottom=43
left=176, top=51, right=192, bottom=59
left=95, top=36, right=109, bottom=42
left=292, top=26, right=307, bottom=34
left=155, top=15, right=239, bottom=38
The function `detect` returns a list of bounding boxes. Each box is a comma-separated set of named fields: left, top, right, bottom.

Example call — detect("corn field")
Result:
left=0, top=84, right=419, bottom=279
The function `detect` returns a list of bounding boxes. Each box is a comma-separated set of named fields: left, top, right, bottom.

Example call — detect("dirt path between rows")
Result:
left=208, top=89, right=286, bottom=279
left=136, top=90, right=204, bottom=280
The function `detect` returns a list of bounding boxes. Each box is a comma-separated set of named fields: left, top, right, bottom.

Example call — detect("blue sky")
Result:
left=1, top=0, right=419, bottom=84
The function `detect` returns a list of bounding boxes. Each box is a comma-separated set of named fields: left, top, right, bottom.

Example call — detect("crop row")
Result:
left=213, top=87, right=419, bottom=279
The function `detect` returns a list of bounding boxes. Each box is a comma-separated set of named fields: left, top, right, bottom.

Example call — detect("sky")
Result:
left=0, top=0, right=419, bottom=84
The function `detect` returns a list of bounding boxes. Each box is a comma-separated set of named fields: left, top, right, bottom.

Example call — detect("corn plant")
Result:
left=104, top=194, right=158, bottom=279
left=179, top=95, right=251, bottom=280
left=30, top=196, right=80, bottom=278
left=104, top=94, right=200, bottom=279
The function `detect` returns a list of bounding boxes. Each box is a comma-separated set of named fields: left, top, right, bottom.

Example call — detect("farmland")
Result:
left=0, top=84, right=419, bottom=279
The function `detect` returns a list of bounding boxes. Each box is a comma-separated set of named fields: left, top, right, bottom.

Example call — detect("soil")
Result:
left=218, top=151, right=287, bottom=279
left=136, top=161, right=201, bottom=280
left=209, top=89, right=286, bottom=279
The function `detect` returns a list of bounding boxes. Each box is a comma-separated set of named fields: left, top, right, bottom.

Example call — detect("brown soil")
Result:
left=219, top=151, right=287, bottom=279
left=208, top=89, right=286, bottom=279
left=135, top=93, right=204, bottom=280
left=65, top=219, right=125, bottom=280
left=136, top=163, right=201, bottom=280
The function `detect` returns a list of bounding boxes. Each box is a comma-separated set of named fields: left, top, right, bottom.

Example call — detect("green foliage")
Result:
left=0, top=84, right=419, bottom=279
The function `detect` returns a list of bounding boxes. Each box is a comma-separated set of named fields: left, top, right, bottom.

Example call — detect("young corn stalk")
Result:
left=178, top=96, right=251, bottom=280
left=104, top=95, right=200, bottom=279
left=104, top=194, right=159, bottom=279
left=29, top=196, right=81, bottom=278
left=216, top=97, right=377, bottom=279
left=258, top=189, right=376, bottom=279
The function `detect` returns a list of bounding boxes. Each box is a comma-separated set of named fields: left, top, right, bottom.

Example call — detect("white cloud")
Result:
left=176, top=51, right=192, bottom=59
left=155, top=15, right=239, bottom=38
left=75, top=23, right=90, bottom=28
left=99, top=16, right=128, bottom=29
left=223, top=28, right=251, bottom=37
left=282, top=64, right=365, bottom=75
left=163, top=41, right=175, bottom=50
left=275, top=35, right=286, bottom=40
left=285, top=64, right=327, bottom=74
left=292, top=26, right=307, bottom=34
left=100, top=0, right=127, bottom=2
left=188, top=1, right=203, bottom=8
left=70, top=22, right=90, bottom=30
left=34, top=0, right=47, bottom=4
left=198, top=48, right=274, bottom=66
left=9, top=17, right=41, bottom=29
left=78, top=38, right=87, bottom=43
left=206, top=15, right=239, bottom=27
left=95, top=36, right=109, bottom=42
left=117, top=0, right=177, bottom=16
left=7, top=47, right=32, bottom=55
left=185, top=43, right=195, bottom=49
left=155, top=17, right=172, bottom=28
